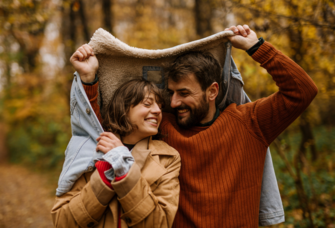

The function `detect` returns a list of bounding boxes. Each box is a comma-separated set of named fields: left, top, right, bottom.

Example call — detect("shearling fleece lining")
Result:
left=87, top=28, right=234, bottom=115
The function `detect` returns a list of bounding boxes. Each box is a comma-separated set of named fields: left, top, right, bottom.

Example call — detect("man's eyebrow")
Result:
left=167, top=88, right=191, bottom=93
left=176, top=88, right=191, bottom=92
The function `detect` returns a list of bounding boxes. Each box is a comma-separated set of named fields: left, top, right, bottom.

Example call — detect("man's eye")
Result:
left=180, top=92, right=189, bottom=96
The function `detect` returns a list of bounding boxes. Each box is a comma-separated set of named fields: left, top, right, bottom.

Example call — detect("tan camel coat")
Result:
left=51, top=137, right=181, bottom=228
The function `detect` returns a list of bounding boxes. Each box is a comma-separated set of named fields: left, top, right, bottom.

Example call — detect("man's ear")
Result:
left=207, top=82, right=219, bottom=101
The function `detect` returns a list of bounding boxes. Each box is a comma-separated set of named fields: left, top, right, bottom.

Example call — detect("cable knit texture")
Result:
left=159, top=42, right=317, bottom=227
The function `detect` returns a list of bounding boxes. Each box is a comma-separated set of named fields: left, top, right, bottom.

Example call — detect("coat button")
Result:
left=87, top=222, right=94, bottom=227
left=86, top=108, right=90, bottom=114
left=125, top=217, right=132, bottom=224
left=87, top=166, right=94, bottom=172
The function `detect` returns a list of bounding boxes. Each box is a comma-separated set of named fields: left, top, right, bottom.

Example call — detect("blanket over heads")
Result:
left=88, top=28, right=235, bottom=116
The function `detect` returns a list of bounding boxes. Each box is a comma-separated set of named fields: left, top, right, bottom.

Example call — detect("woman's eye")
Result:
left=144, top=103, right=151, bottom=107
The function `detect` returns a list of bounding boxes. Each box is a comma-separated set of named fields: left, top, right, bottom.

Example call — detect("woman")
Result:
left=51, top=45, right=181, bottom=228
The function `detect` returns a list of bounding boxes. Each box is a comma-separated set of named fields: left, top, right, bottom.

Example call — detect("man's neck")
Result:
left=197, top=106, right=220, bottom=127
left=199, top=103, right=217, bottom=124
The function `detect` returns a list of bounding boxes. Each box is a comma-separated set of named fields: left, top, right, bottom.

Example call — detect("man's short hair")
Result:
left=167, top=51, right=221, bottom=91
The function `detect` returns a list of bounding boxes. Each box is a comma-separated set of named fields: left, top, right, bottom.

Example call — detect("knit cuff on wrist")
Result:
left=95, top=161, right=113, bottom=189
left=251, top=41, right=278, bottom=65
left=246, top=37, right=265, bottom=56
left=82, top=74, right=98, bottom=85
left=83, top=81, right=99, bottom=101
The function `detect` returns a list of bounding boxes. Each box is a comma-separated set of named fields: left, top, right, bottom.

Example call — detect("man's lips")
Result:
left=177, top=109, right=190, bottom=116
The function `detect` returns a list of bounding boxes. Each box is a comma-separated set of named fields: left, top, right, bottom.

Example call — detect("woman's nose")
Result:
left=151, top=103, right=162, bottom=114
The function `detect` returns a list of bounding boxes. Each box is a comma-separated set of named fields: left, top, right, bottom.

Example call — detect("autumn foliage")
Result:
left=0, top=0, right=334, bottom=227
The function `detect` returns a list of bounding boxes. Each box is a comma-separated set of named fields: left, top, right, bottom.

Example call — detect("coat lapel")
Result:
left=131, top=137, right=151, bottom=170
left=131, top=137, right=168, bottom=186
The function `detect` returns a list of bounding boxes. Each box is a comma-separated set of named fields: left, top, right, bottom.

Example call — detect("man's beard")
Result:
left=174, top=94, right=209, bottom=129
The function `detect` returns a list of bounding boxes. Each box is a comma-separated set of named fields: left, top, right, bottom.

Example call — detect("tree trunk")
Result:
left=102, top=0, right=113, bottom=33
left=0, top=123, right=8, bottom=164
left=77, top=0, right=90, bottom=42
left=194, top=0, right=213, bottom=37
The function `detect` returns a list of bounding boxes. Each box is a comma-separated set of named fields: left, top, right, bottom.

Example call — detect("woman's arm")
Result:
left=113, top=152, right=181, bottom=228
left=51, top=170, right=116, bottom=228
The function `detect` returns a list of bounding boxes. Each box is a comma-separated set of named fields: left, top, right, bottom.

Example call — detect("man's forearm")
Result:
left=248, top=41, right=318, bottom=145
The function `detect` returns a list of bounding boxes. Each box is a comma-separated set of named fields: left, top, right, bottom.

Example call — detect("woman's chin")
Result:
left=141, top=129, right=158, bottom=138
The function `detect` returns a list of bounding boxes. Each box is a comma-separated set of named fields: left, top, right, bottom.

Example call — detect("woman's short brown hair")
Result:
left=103, top=78, right=165, bottom=137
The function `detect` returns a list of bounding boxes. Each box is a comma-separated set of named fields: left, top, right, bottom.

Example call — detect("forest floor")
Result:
left=0, top=163, right=57, bottom=228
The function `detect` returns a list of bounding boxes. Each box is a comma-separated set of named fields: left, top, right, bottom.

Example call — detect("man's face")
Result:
left=167, top=73, right=209, bottom=128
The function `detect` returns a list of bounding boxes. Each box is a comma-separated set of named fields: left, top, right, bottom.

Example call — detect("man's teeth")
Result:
left=146, top=119, right=157, bottom=124
left=178, top=109, right=189, bottom=113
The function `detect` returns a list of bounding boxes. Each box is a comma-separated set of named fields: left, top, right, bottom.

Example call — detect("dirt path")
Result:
left=0, top=163, right=57, bottom=228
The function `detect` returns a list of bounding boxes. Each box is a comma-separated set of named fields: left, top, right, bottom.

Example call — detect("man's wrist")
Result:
left=82, top=74, right=98, bottom=85
left=246, top=37, right=265, bottom=56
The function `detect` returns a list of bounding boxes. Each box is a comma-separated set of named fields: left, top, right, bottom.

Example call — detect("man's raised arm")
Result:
left=226, top=25, right=318, bottom=146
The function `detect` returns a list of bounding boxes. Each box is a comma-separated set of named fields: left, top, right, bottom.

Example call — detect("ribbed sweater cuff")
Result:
left=251, top=41, right=278, bottom=65
left=95, top=161, right=113, bottom=189
left=83, top=82, right=99, bottom=101
left=115, top=173, right=127, bottom=181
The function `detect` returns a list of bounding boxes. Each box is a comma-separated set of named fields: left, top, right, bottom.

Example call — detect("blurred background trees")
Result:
left=0, top=0, right=334, bottom=227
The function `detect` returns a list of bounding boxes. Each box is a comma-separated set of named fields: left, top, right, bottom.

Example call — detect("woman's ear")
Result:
left=207, top=82, right=219, bottom=101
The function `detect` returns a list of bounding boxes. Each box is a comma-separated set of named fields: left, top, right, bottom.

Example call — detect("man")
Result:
left=74, top=25, right=317, bottom=227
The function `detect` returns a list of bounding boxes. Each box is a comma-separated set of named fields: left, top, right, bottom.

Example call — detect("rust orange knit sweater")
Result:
left=84, top=42, right=318, bottom=227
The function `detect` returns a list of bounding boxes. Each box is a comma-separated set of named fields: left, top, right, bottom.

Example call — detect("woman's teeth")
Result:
left=178, top=109, right=188, bottom=113
left=146, top=119, right=157, bottom=124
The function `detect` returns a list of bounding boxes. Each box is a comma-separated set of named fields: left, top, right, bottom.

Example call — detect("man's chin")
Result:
left=177, top=116, right=196, bottom=129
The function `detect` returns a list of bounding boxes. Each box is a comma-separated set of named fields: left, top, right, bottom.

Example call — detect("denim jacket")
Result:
left=56, top=60, right=284, bottom=225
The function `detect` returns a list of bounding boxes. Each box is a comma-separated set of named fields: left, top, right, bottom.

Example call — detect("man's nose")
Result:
left=170, top=94, right=181, bottom=108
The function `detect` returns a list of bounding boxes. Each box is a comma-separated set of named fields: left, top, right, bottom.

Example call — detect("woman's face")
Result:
left=127, top=92, right=162, bottom=140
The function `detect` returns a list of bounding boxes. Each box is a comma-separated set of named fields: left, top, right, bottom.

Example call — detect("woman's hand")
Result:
left=70, top=44, right=99, bottom=83
left=225, top=25, right=259, bottom=51
left=96, top=132, right=124, bottom=154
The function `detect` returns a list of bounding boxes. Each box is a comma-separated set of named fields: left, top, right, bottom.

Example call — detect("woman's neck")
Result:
left=122, top=132, right=146, bottom=145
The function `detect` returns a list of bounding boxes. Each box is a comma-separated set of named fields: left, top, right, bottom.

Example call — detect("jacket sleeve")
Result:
left=112, top=154, right=181, bottom=228
left=51, top=170, right=115, bottom=228
left=83, top=82, right=103, bottom=123
left=230, top=42, right=318, bottom=146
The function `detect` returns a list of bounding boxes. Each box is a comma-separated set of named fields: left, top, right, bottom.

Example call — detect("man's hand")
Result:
left=70, top=44, right=99, bottom=83
left=96, top=132, right=124, bottom=154
left=225, top=25, right=258, bottom=51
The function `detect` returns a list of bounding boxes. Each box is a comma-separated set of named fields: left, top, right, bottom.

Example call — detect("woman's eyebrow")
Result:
left=144, top=97, right=154, bottom=102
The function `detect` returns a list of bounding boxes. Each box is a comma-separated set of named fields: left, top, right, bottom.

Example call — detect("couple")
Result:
left=51, top=25, right=318, bottom=227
